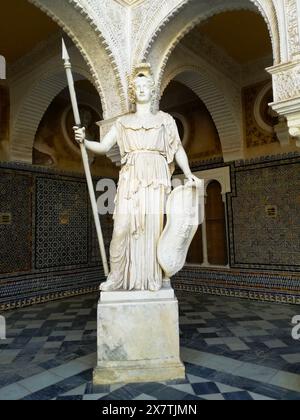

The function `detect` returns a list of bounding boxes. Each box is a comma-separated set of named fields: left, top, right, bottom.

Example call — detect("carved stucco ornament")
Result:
left=268, top=61, right=300, bottom=147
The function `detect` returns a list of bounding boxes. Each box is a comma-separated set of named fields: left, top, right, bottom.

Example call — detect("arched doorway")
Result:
left=142, top=0, right=280, bottom=82
left=186, top=179, right=229, bottom=267
left=158, top=9, right=276, bottom=161
left=0, top=0, right=126, bottom=166
left=206, top=181, right=228, bottom=266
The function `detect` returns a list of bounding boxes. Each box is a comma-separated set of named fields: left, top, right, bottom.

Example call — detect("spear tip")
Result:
left=62, top=38, right=70, bottom=61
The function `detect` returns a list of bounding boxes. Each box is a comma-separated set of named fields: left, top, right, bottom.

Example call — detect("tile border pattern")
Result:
left=174, top=266, right=300, bottom=305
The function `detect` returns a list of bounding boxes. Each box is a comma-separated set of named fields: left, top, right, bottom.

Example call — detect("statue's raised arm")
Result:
left=73, top=124, right=118, bottom=155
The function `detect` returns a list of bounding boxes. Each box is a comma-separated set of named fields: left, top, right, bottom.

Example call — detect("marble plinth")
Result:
left=93, top=286, right=185, bottom=385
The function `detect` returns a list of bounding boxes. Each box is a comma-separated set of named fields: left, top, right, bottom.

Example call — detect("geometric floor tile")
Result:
left=264, top=340, right=288, bottom=349
left=0, top=292, right=300, bottom=400
left=281, top=354, right=300, bottom=364
left=192, top=382, right=220, bottom=395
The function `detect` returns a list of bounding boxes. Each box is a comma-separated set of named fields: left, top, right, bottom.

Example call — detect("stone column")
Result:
left=201, top=194, right=209, bottom=267
left=222, top=192, right=230, bottom=268
left=268, top=61, right=300, bottom=147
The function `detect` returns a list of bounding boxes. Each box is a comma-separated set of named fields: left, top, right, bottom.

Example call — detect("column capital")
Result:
left=267, top=61, right=300, bottom=103
left=267, top=61, right=300, bottom=147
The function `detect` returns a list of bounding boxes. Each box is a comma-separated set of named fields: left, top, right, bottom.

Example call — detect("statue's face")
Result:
left=134, top=76, right=153, bottom=104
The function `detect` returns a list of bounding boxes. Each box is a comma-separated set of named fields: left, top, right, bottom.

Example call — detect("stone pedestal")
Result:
left=93, top=286, right=185, bottom=385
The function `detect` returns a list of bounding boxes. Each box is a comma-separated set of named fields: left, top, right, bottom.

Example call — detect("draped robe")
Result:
left=106, top=111, right=182, bottom=291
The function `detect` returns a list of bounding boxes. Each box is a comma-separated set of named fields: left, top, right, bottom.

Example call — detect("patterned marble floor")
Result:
left=0, top=292, right=300, bottom=400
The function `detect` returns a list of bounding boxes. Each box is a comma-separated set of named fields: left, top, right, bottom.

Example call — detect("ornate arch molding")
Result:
left=249, top=0, right=281, bottom=63
left=132, top=0, right=191, bottom=65
left=162, top=66, right=244, bottom=161
left=10, top=69, right=87, bottom=163
left=27, top=0, right=126, bottom=117
left=80, top=0, right=130, bottom=92
left=141, top=0, right=280, bottom=87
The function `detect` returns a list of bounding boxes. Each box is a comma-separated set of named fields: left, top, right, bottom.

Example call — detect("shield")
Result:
left=157, top=182, right=204, bottom=278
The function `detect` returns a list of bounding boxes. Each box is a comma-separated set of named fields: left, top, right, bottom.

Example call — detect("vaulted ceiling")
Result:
left=198, top=10, right=272, bottom=64
left=0, top=0, right=59, bottom=64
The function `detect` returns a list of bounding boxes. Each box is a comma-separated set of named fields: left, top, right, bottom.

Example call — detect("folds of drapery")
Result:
left=105, top=112, right=182, bottom=291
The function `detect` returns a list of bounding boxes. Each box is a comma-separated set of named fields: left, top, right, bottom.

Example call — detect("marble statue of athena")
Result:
left=74, top=63, right=200, bottom=292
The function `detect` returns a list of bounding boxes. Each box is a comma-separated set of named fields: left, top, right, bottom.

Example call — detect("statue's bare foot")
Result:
left=149, top=284, right=162, bottom=292
left=100, top=279, right=119, bottom=292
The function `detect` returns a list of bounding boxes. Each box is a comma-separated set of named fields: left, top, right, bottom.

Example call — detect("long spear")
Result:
left=62, top=38, right=109, bottom=277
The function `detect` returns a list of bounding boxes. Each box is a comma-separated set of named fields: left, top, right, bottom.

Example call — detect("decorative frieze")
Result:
left=285, top=0, right=300, bottom=59
left=269, top=61, right=300, bottom=102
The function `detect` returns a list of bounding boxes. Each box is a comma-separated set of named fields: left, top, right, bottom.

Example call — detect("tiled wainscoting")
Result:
left=0, top=163, right=112, bottom=311
left=0, top=152, right=299, bottom=309
left=174, top=267, right=300, bottom=305
left=178, top=153, right=300, bottom=304
left=227, top=154, right=300, bottom=273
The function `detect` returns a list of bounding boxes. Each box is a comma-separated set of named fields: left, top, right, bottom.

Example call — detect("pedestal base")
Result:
left=93, top=287, right=185, bottom=386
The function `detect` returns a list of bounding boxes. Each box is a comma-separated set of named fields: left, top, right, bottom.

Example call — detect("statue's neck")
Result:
left=135, top=102, right=152, bottom=116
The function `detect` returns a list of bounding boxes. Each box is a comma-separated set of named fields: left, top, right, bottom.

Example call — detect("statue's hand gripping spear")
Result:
left=62, top=38, right=109, bottom=277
